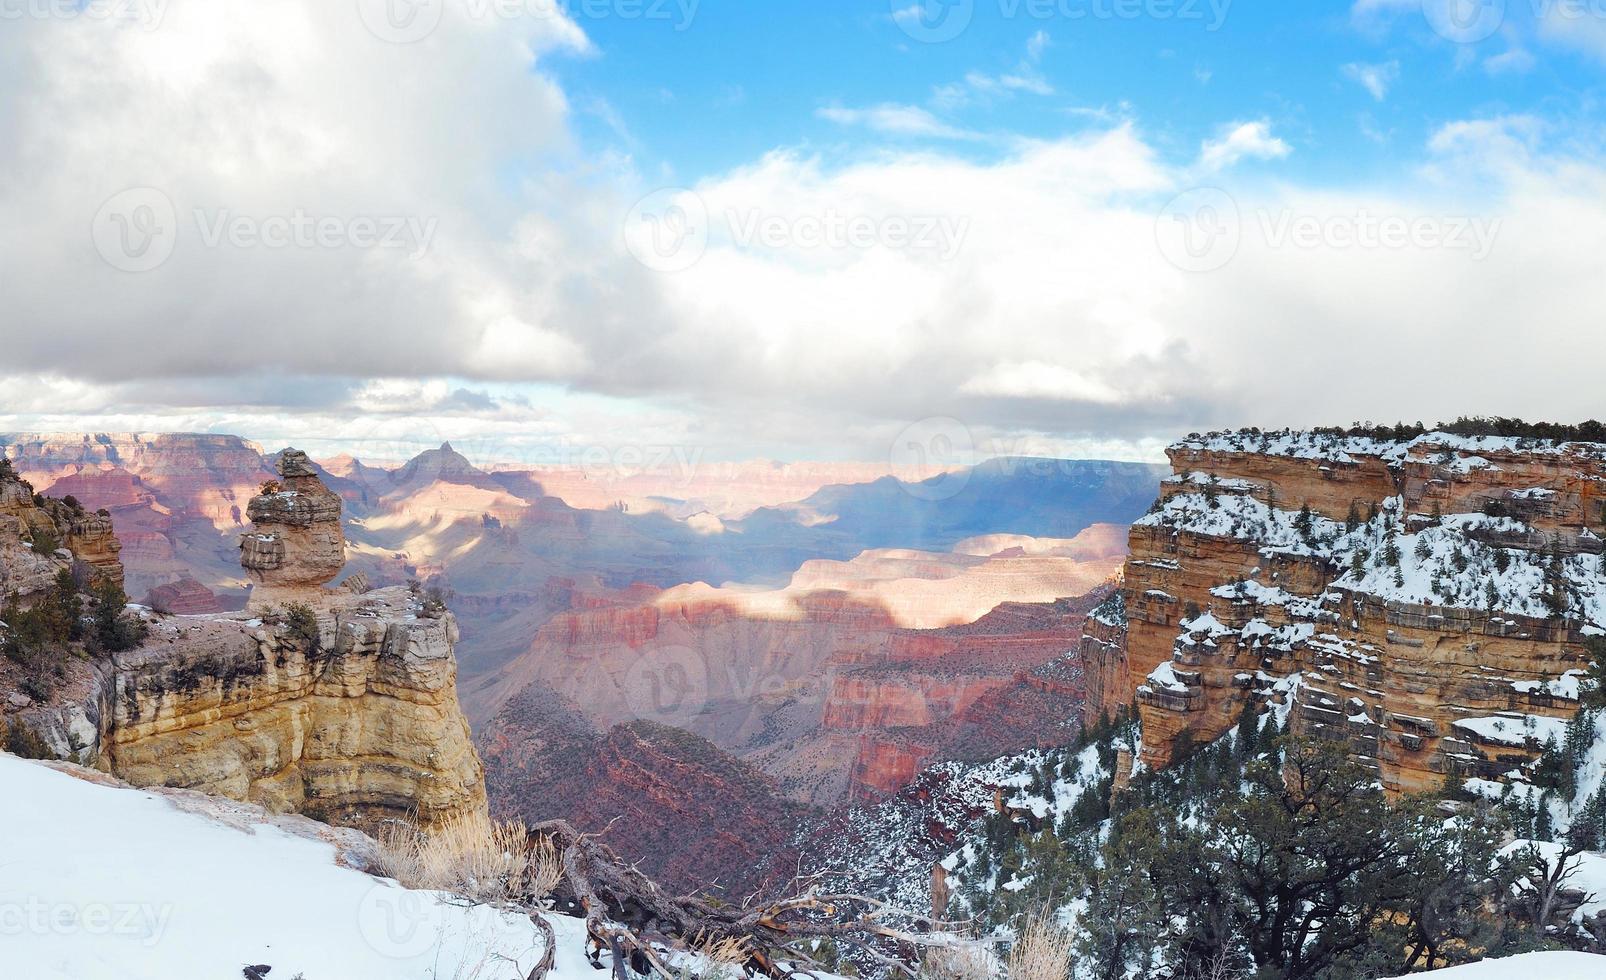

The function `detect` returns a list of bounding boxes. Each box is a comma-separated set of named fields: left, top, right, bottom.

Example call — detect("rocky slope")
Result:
left=480, top=686, right=806, bottom=896
left=2, top=452, right=487, bottom=833
left=1082, top=429, right=1606, bottom=794
left=2, top=432, right=276, bottom=603
left=0, top=462, right=124, bottom=594
left=477, top=533, right=1119, bottom=807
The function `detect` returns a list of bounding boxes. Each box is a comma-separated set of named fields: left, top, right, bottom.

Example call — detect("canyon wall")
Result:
left=3, top=452, right=486, bottom=833
left=1084, top=430, right=1606, bottom=795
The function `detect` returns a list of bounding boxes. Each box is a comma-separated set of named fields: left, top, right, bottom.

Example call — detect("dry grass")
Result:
left=1006, top=911, right=1074, bottom=980
left=923, top=941, right=995, bottom=980
left=690, top=932, right=753, bottom=967
left=375, top=810, right=561, bottom=906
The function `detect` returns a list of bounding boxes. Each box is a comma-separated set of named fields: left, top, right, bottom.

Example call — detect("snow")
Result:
left=1172, top=429, right=1606, bottom=467
left=0, top=753, right=573, bottom=980
left=1379, top=951, right=1606, bottom=979
left=1452, top=713, right=1570, bottom=748
left=1498, top=840, right=1606, bottom=923
left=1513, top=670, right=1586, bottom=700
left=1173, top=430, right=1407, bottom=464
left=1143, top=661, right=1189, bottom=694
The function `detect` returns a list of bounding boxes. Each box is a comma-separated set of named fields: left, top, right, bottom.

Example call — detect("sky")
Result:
left=1, top=0, right=1605, bottom=467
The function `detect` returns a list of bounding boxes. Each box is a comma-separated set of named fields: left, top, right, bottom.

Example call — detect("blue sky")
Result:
left=3, top=1, right=1606, bottom=464
left=558, top=0, right=1604, bottom=185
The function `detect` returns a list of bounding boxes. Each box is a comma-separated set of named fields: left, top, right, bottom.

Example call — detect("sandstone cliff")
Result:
left=1083, top=429, right=1606, bottom=796
left=0, top=462, right=124, bottom=594
left=3, top=451, right=486, bottom=833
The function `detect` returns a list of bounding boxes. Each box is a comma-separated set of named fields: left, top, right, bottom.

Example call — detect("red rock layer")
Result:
left=1086, top=434, right=1605, bottom=796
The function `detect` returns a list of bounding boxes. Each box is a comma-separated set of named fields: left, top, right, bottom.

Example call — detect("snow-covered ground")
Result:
left=0, top=752, right=588, bottom=980
left=1380, top=950, right=1606, bottom=978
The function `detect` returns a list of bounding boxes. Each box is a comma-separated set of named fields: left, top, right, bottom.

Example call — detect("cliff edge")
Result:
left=2, top=450, right=486, bottom=832
left=1083, top=428, right=1605, bottom=796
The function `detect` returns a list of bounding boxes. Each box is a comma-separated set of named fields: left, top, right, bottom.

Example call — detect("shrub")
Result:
left=88, top=580, right=147, bottom=654
left=280, top=603, right=321, bottom=653
left=373, top=811, right=560, bottom=906
left=27, top=526, right=61, bottom=556
left=4, top=719, right=52, bottom=760
left=1007, top=911, right=1074, bottom=980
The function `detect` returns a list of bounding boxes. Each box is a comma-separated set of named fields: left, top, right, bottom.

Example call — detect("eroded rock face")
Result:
left=0, top=465, right=124, bottom=594
left=1085, top=430, right=1606, bottom=796
left=240, top=449, right=346, bottom=612
left=3, top=453, right=488, bottom=834
left=106, top=587, right=486, bottom=832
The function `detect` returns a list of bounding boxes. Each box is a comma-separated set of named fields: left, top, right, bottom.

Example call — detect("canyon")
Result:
left=5, top=431, right=1164, bottom=889
left=1082, top=429, right=1606, bottom=795
left=1, top=453, right=486, bottom=833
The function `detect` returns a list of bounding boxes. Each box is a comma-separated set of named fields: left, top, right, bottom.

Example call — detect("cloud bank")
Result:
left=1, top=4, right=1603, bottom=465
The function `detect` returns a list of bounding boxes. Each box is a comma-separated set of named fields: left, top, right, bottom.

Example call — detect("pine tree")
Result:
left=1235, top=699, right=1259, bottom=758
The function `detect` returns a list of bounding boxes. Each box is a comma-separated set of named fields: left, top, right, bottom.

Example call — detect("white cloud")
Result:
left=816, top=104, right=976, bottom=140
left=1343, top=60, right=1400, bottom=101
left=960, top=363, right=1131, bottom=405
left=932, top=32, right=1055, bottom=109
left=1197, top=121, right=1293, bottom=172
left=3, top=5, right=1606, bottom=462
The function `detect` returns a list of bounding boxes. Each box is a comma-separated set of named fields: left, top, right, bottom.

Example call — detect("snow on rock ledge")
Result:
left=1380, top=950, right=1606, bottom=978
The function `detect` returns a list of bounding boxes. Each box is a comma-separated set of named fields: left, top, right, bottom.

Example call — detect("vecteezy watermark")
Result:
left=357, top=884, right=446, bottom=958
left=624, top=188, right=970, bottom=273
left=357, top=0, right=699, bottom=44
left=1422, top=0, right=1507, bottom=44
left=1156, top=188, right=1502, bottom=272
left=0, top=899, right=174, bottom=947
left=893, top=0, right=1233, bottom=43
left=92, top=187, right=179, bottom=274
left=1421, top=1, right=1606, bottom=46
left=1155, top=187, right=1241, bottom=274
left=0, top=0, right=167, bottom=29
left=623, top=187, right=710, bottom=273
left=91, top=188, right=438, bottom=272
left=890, top=417, right=978, bottom=501
left=192, top=209, right=438, bottom=259
left=620, top=644, right=710, bottom=727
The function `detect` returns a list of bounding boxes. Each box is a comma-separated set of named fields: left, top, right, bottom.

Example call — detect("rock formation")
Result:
left=3, top=454, right=487, bottom=833
left=1083, top=430, right=1606, bottom=795
left=240, top=449, right=346, bottom=613
left=0, top=462, right=124, bottom=594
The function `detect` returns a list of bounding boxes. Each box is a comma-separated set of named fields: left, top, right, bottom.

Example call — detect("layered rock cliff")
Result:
left=1083, top=429, right=1606, bottom=795
left=3, top=451, right=486, bottom=833
left=0, top=463, right=124, bottom=594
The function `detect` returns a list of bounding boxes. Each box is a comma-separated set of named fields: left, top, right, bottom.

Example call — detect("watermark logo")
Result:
left=893, top=0, right=975, bottom=43
left=92, top=187, right=179, bottom=274
left=0, top=899, right=173, bottom=947
left=356, top=884, right=444, bottom=958
left=0, top=0, right=167, bottom=29
left=620, top=644, right=710, bottom=727
left=90, top=189, right=438, bottom=273
left=1156, top=187, right=1503, bottom=271
left=890, top=417, right=976, bottom=501
left=895, top=0, right=1231, bottom=42
left=358, top=0, right=700, bottom=44
left=1156, top=187, right=1241, bottom=274
left=1423, top=0, right=1506, bottom=44
left=625, top=188, right=970, bottom=273
left=356, top=0, right=445, bottom=44
left=624, top=188, right=709, bottom=273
